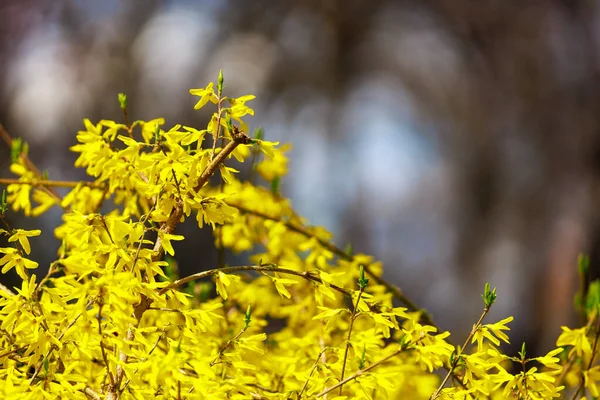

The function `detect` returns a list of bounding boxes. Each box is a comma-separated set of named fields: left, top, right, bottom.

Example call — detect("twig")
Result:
left=29, top=300, right=93, bottom=384
left=210, top=97, right=224, bottom=162
left=430, top=306, right=490, bottom=399
left=210, top=324, right=248, bottom=366
left=96, top=290, right=115, bottom=388
left=298, top=348, right=330, bottom=399
left=339, top=288, right=364, bottom=395
left=314, top=347, right=408, bottom=398
left=83, top=386, right=101, bottom=400
left=570, top=314, right=600, bottom=400
left=121, top=325, right=169, bottom=392
left=159, top=264, right=352, bottom=297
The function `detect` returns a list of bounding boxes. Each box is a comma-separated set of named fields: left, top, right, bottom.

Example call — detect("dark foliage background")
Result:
left=2, top=0, right=600, bottom=356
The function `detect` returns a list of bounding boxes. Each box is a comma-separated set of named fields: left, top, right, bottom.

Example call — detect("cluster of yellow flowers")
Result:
left=0, top=72, right=599, bottom=399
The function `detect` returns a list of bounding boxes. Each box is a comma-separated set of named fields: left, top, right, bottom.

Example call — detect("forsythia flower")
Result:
left=0, top=76, right=584, bottom=400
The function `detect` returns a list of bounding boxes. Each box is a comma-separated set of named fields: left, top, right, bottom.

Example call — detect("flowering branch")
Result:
left=228, top=202, right=436, bottom=326
left=314, top=347, right=410, bottom=398
left=107, top=129, right=250, bottom=400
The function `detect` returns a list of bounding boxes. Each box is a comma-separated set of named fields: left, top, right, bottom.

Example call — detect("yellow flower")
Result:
left=0, top=247, right=38, bottom=279
left=557, top=326, right=592, bottom=357
left=190, top=82, right=218, bottom=110
left=8, top=228, right=41, bottom=255
left=157, top=232, right=185, bottom=256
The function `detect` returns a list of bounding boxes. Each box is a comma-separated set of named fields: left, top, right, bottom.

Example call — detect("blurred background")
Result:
left=2, top=0, right=600, bottom=356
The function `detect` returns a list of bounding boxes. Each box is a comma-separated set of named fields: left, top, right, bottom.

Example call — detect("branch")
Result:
left=314, top=347, right=408, bottom=398
left=83, top=387, right=101, bottom=400
left=108, top=130, right=250, bottom=400
left=158, top=264, right=352, bottom=297
left=228, top=202, right=436, bottom=325
left=430, top=306, right=490, bottom=399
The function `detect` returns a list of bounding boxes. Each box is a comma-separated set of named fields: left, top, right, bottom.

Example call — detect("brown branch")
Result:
left=83, top=386, right=101, bottom=400
left=227, top=202, right=436, bottom=326
left=158, top=264, right=352, bottom=297
left=107, top=130, right=250, bottom=400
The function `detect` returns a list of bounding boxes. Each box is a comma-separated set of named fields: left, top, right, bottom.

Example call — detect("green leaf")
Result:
left=586, top=280, right=600, bottom=318
left=253, top=127, right=264, bottom=141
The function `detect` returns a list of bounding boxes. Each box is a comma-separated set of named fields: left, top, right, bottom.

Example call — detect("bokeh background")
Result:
left=2, top=0, right=600, bottom=356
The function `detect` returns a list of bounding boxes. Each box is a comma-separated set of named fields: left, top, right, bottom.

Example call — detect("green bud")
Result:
left=154, top=123, right=161, bottom=143
left=518, top=342, right=526, bottom=360
left=481, top=282, right=497, bottom=308
left=118, top=93, right=127, bottom=110
left=358, top=265, right=369, bottom=289
left=244, top=304, right=252, bottom=328
left=218, top=70, right=224, bottom=95
left=344, top=243, right=353, bottom=257
left=357, top=344, right=366, bottom=369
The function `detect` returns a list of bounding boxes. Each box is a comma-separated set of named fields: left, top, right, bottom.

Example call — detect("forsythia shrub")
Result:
left=0, top=72, right=599, bottom=400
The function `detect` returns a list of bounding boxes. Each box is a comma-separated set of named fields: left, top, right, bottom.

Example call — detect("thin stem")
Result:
left=315, top=347, right=409, bottom=398
left=298, top=348, right=330, bottom=399
left=430, top=307, right=490, bottom=399
left=159, top=264, right=351, bottom=297
left=339, top=288, right=364, bottom=395
left=121, top=325, right=169, bottom=392
left=96, top=292, right=115, bottom=387
left=28, top=300, right=92, bottom=384
left=210, top=324, right=248, bottom=366
left=210, top=97, right=224, bottom=162
left=570, top=313, right=600, bottom=400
